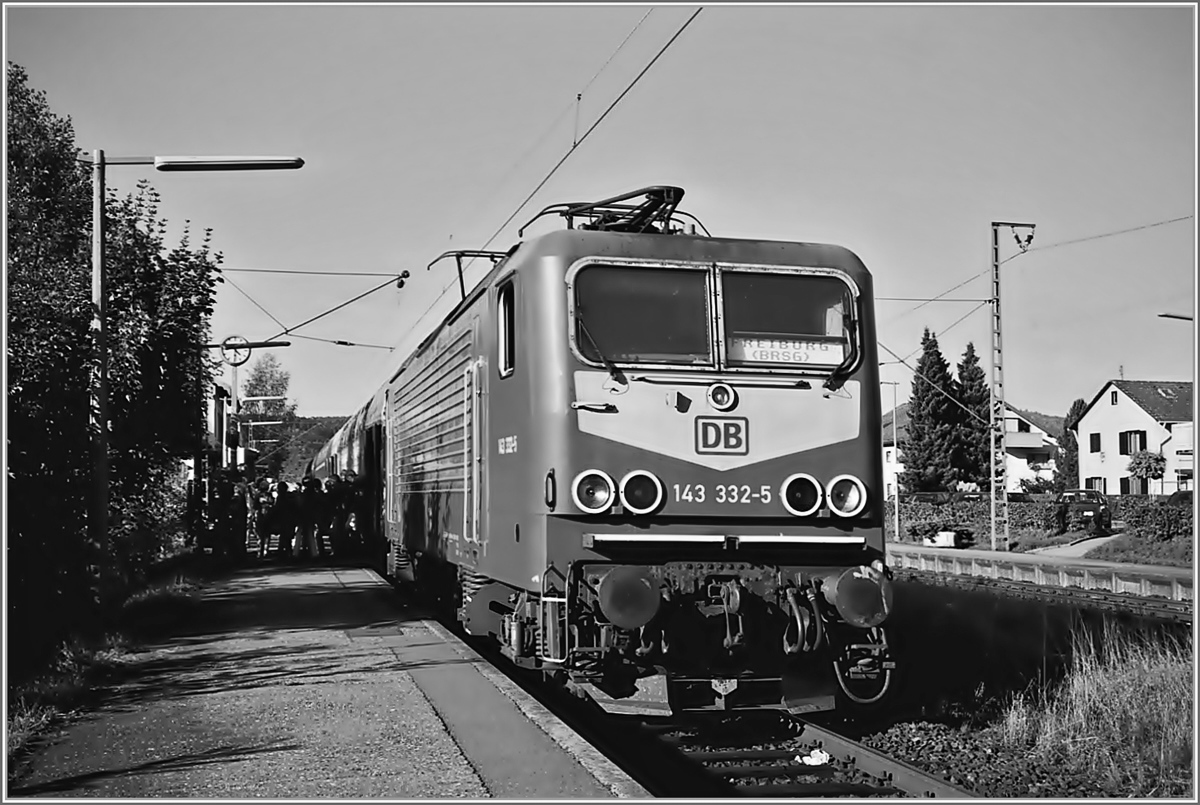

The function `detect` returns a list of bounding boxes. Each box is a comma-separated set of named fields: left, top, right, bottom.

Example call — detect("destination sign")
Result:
left=728, top=337, right=845, bottom=365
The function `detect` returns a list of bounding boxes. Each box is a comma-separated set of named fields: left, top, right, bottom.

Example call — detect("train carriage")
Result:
left=327, top=187, right=897, bottom=716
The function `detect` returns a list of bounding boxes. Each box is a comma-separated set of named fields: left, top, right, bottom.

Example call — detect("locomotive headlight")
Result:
left=826, top=474, right=867, bottom=518
left=572, top=469, right=616, bottom=515
left=619, top=470, right=664, bottom=515
left=706, top=382, right=738, bottom=412
left=780, top=473, right=824, bottom=517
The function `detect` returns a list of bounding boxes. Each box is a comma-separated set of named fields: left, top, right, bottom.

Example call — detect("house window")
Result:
left=1177, top=469, right=1193, bottom=490
left=885, top=448, right=893, bottom=463
left=1086, top=476, right=1106, bottom=493
left=1089, top=433, right=1101, bottom=453
left=1120, top=477, right=1148, bottom=495
left=1111, top=391, right=1118, bottom=405
left=497, top=280, right=515, bottom=378
left=1118, top=430, right=1147, bottom=455
left=1016, top=419, right=1030, bottom=433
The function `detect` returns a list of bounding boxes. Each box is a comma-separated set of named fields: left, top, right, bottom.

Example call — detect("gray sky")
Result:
left=6, top=3, right=1196, bottom=418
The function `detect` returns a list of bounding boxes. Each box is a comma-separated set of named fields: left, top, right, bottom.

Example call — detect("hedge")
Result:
left=1117, top=498, right=1194, bottom=542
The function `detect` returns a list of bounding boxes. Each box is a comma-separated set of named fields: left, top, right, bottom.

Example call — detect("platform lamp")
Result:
left=85, top=152, right=303, bottom=606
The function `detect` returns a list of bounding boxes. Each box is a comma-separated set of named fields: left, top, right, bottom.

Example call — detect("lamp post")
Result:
left=87, top=152, right=303, bottom=603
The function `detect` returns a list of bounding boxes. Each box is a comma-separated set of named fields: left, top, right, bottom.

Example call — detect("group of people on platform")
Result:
left=199, top=467, right=373, bottom=563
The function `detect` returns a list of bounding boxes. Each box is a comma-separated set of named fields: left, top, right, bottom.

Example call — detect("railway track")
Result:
left=370, top=569, right=971, bottom=798
left=636, top=712, right=976, bottom=798
left=896, top=568, right=1193, bottom=623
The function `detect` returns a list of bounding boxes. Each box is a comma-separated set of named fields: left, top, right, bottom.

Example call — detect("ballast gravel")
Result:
left=860, top=721, right=1121, bottom=798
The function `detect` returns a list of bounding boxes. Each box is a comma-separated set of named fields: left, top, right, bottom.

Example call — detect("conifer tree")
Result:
left=899, top=329, right=959, bottom=492
left=1053, top=398, right=1088, bottom=492
left=952, top=342, right=990, bottom=486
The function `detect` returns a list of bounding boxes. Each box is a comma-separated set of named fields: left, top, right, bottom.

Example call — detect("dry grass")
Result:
left=6, top=580, right=200, bottom=775
left=997, top=621, right=1193, bottom=796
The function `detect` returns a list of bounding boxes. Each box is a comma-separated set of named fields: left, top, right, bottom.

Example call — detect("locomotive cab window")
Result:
left=497, top=279, right=515, bottom=378
left=721, top=271, right=855, bottom=370
left=573, top=264, right=711, bottom=365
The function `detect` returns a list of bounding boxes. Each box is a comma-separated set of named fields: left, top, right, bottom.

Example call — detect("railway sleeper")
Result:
left=711, top=762, right=838, bottom=779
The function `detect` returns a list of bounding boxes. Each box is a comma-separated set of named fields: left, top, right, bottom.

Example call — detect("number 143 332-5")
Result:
left=672, top=483, right=772, bottom=504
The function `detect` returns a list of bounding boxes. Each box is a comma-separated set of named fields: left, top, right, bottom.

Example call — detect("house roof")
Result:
left=882, top=402, right=1061, bottom=446
left=1077, top=380, right=1194, bottom=427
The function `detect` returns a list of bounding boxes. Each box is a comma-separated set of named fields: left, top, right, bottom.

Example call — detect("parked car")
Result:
left=1165, top=489, right=1193, bottom=508
left=1006, top=492, right=1033, bottom=503
left=1054, top=489, right=1113, bottom=532
left=950, top=491, right=984, bottom=503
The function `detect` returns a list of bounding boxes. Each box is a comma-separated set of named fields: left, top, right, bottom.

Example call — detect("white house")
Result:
left=1074, top=380, right=1193, bottom=495
left=881, top=403, right=1058, bottom=497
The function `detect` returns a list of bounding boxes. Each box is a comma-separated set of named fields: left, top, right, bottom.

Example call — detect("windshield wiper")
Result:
left=577, top=315, right=628, bottom=386
left=822, top=311, right=859, bottom=392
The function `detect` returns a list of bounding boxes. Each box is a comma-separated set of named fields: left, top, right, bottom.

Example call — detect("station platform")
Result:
left=887, top=542, right=1193, bottom=603
left=7, top=564, right=647, bottom=799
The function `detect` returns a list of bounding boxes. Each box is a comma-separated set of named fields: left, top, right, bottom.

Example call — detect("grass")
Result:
left=1086, top=534, right=1193, bottom=568
left=5, top=578, right=202, bottom=777
left=996, top=621, right=1193, bottom=797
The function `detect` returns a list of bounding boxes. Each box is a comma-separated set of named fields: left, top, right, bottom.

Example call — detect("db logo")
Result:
left=695, top=417, right=749, bottom=455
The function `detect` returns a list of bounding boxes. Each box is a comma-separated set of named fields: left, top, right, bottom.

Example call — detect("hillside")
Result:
left=883, top=403, right=1067, bottom=445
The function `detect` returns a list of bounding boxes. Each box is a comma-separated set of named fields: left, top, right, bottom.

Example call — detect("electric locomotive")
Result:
left=326, top=186, right=896, bottom=715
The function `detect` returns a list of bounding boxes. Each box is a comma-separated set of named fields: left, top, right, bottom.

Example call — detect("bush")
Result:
left=1119, top=498, right=1193, bottom=541
left=884, top=500, right=1058, bottom=543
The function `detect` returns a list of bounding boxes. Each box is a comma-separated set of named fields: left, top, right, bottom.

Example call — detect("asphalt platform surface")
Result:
left=8, top=563, right=648, bottom=799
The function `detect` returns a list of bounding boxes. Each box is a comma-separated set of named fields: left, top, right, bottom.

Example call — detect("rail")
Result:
left=639, top=714, right=975, bottom=798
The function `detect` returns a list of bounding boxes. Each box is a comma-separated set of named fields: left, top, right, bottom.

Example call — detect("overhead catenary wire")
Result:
left=900, top=300, right=991, bottom=362
left=876, top=215, right=1192, bottom=428
left=289, top=332, right=394, bottom=351
left=222, top=268, right=400, bottom=277
left=250, top=9, right=695, bottom=359
left=222, top=274, right=289, bottom=332
left=384, top=6, right=705, bottom=357
left=999, top=214, right=1193, bottom=265
left=878, top=340, right=989, bottom=427
left=253, top=418, right=343, bottom=466
left=884, top=214, right=1193, bottom=321
left=447, top=9, right=654, bottom=251
left=264, top=275, right=397, bottom=343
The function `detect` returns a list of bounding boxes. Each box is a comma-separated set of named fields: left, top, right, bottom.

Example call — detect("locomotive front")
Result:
left=536, top=226, right=895, bottom=716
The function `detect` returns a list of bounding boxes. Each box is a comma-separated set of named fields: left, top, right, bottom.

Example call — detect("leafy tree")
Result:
left=6, top=62, right=95, bottom=671
left=240, top=352, right=299, bottom=478
left=1019, top=475, right=1056, bottom=494
left=7, top=63, right=222, bottom=676
left=1053, top=398, right=1087, bottom=492
left=1127, top=450, right=1167, bottom=486
left=951, top=342, right=990, bottom=486
left=900, top=328, right=959, bottom=492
